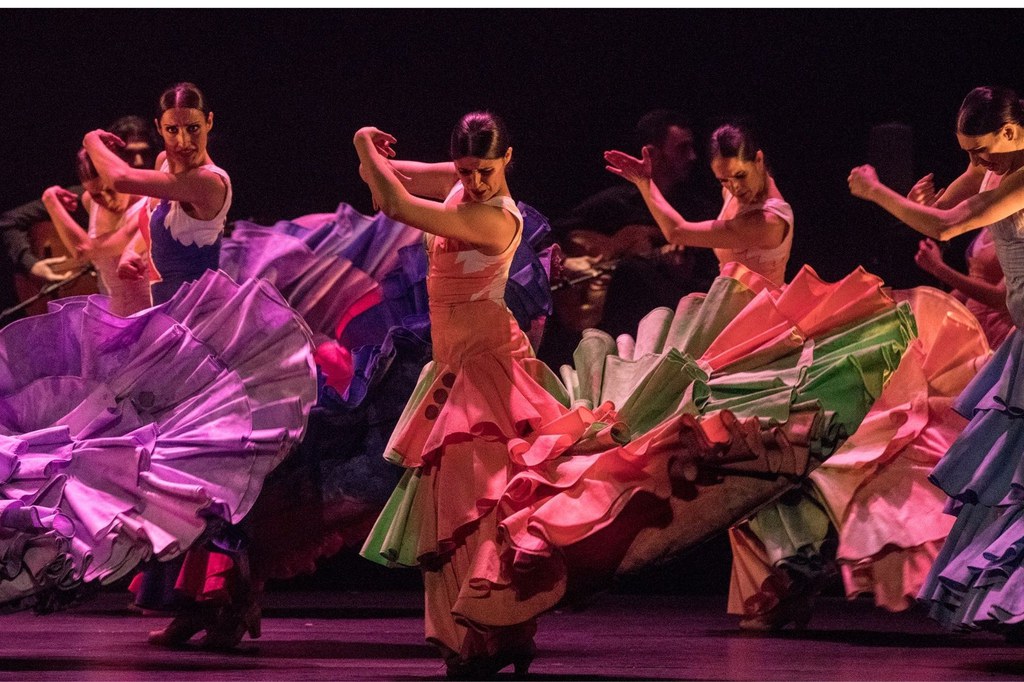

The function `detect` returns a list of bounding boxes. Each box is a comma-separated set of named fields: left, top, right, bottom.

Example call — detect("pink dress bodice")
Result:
left=713, top=194, right=794, bottom=286
left=425, top=186, right=526, bottom=365
left=963, top=227, right=1014, bottom=349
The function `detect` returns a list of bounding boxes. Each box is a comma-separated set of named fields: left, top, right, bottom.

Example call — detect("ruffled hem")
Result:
left=508, top=407, right=841, bottom=571
left=0, top=499, right=78, bottom=612
left=0, top=271, right=317, bottom=607
left=801, top=287, right=987, bottom=606
left=920, top=503, right=1024, bottom=630
left=930, top=329, right=1024, bottom=506
left=364, top=263, right=914, bottom=631
left=506, top=263, right=911, bottom=566
left=727, top=520, right=835, bottom=619
left=220, top=207, right=425, bottom=349
left=841, top=541, right=944, bottom=612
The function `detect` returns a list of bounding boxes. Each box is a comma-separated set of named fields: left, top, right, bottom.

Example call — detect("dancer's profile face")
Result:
left=156, top=107, right=213, bottom=168
left=83, top=178, right=128, bottom=212
left=957, top=126, right=1021, bottom=175
left=711, top=151, right=766, bottom=204
left=454, top=148, right=512, bottom=202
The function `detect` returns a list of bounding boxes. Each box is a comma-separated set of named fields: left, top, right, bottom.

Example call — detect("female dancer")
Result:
left=358, top=112, right=605, bottom=678
left=907, top=159, right=1012, bottom=351
left=604, top=122, right=792, bottom=285
left=607, top=123, right=830, bottom=628
left=41, top=148, right=152, bottom=316
left=849, top=85, right=1024, bottom=634
left=915, top=230, right=1013, bottom=349
left=83, top=81, right=230, bottom=304
left=604, top=121, right=982, bottom=629
left=84, top=83, right=238, bottom=645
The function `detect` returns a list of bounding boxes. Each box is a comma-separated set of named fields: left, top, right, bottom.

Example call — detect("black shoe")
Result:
left=198, top=599, right=262, bottom=651
left=147, top=605, right=216, bottom=647
left=445, top=642, right=536, bottom=680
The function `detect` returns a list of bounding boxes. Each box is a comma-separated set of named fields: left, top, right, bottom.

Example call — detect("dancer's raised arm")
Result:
left=353, top=126, right=515, bottom=255
left=914, top=237, right=1008, bottom=310
left=851, top=87, right=1024, bottom=241
left=41, top=186, right=90, bottom=258
left=83, top=100, right=226, bottom=221
left=849, top=162, right=1024, bottom=242
left=605, top=121, right=792, bottom=285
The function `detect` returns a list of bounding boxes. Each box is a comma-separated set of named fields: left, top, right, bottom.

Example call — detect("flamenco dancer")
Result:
left=40, top=147, right=152, bottom=316
left=607, top=118, right=991, bottom=627
left=0, top=82, right=319, bottom=648
left=356, top=111, right=619, bottom=678
left=850, top=85, right=1024, bottom=636
left=604, top=121, right=792, bottom=286
left=606, top=121, right=838, bottom=628
left=83, top=82, right=229, bottom=306
left=82, top=82, right=249, bottom=646
left=1, top=115, right=158, bottom=326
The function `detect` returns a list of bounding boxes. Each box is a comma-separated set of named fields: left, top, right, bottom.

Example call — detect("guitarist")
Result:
left=540, top=110, right=718, bottom=366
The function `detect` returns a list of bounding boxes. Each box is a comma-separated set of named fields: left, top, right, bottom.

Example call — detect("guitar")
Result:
left=11, top=220, right=98, bottom=317
left=550, top=224, right=687, bottom=332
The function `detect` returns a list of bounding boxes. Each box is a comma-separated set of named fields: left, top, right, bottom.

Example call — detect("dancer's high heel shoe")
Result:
left=147, top=605, right=217, bottom=647
left=198, top=599, right=262, bottom=650
left=445, top=641, right=536, bottom=680
left=740, top=545, right=831, bottom=632
left=738, top=592, right=814, bottom=631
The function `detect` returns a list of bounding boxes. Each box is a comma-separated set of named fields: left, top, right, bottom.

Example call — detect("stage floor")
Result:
left=0, top=590, right=1020, bottom=680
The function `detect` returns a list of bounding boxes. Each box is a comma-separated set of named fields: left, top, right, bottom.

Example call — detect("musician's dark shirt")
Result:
left=2, top=186, right=86, bottom=274
left=538, top=177, right=721, bottom=367
left=552, top=181, right=717, bottom=240
left=1, top=186, right=86, bottom=323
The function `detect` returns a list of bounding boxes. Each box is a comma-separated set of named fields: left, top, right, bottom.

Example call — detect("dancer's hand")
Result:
left=353, top=127, right=397, bottom=158
left=604, top=147, right=653, bottom=186
left=914, top=238, right=944, bottom=276
left=908, top=173, right=946, bottom=206
left=42, top=185, right=79, bottom=213
left=369, top=187, right=385, bottom=213
left=84, top=129, right=126, bottom=152
left=117, top=250, right=148, bottom=281
left=848, top=164, right=881, bottom=200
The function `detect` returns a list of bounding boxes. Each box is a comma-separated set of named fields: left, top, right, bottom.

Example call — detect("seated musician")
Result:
left=539, top=110, right=718, bottom=366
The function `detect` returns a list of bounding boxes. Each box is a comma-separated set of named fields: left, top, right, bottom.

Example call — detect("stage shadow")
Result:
left=526, top=673, right=673, bottom=681
left=80, top=606, right=423, bottom=620
left=249, top=640, right=434, bottom=659
left=261, top=606, right=423, bottom=619
left=717, top=628, right=1011, bottom=649
left=389, top=674, right=673, bottom=682
left=0, top=657, right=265, bottom=673
left=966, top=660, right=1024, bottom=677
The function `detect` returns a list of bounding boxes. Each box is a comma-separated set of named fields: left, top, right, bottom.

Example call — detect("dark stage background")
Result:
left=3, top=9, right=1023, bottom=595
left=5, top=10, right=1024, bottom=285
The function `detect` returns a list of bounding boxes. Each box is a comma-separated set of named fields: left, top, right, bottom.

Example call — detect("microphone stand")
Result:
left=0, top=267, right=94, bottom=323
